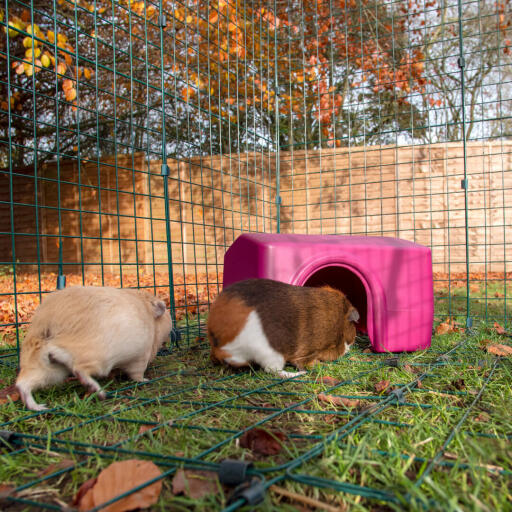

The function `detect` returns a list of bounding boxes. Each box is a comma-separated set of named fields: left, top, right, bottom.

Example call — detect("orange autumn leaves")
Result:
left=0, top=272, right=221, bottom=340
left=74, top=460, right=162, bottom=512
left=3, top=10, right=94, bottom=109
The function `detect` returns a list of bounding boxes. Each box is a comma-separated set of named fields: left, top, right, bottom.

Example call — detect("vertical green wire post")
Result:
left=273, top=0, right=281, bottom=233
left=158, top=3, right=177, bottom=340
left=457, top=0, right=472, bottom=328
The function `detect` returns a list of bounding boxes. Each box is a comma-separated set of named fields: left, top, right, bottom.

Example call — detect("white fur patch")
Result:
left=222, top=310, right=304, bottom=380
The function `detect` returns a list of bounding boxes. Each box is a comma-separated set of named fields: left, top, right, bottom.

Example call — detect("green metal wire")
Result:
left=0, top=0, right=511, bottom=509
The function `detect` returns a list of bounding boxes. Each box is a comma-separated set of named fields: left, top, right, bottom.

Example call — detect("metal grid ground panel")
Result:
left=0, top=333, right=510, bottom=510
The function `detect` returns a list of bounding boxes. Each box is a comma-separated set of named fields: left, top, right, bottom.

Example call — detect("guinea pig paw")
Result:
left=31, top=403, right=49, bottom=412
left=96, top=390, right=107, bottom=400
left=277, top=370, right=307, bottom=379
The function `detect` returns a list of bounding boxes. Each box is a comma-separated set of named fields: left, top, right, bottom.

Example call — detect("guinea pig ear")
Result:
left=348, top=307, right=360, bottom=323
left=150, top=298, right=167, bottom=319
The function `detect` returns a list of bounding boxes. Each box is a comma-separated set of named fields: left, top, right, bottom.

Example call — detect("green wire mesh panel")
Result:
left=0, top=0, right=511, bottom=510
left=0, top=0, right=279, bottom=351
left=275, top=0, right=511, bottom=326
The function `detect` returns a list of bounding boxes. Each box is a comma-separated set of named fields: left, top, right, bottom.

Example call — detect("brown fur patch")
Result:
left=207, top=294, right=252, bottom=363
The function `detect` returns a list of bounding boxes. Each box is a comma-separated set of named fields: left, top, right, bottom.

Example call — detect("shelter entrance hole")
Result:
left=303, top=265, right=368, bottom=333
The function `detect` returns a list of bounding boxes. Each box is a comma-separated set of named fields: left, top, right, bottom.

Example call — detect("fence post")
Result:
left=158, top=4, right=177, bottom=336
left=274, top=0, right=281, bottom=233
left=457, top=0, right=472, bottom=328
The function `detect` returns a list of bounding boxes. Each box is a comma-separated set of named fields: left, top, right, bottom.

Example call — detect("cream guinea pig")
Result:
left=208, top=278, right=359, bottom=378
left=16, top=286, right=172, bottom=411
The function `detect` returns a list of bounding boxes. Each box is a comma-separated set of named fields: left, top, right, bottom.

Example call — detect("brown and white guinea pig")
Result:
left=207, top=278, right=359, bottom=378
left=16, top=286, right=172, bottom=411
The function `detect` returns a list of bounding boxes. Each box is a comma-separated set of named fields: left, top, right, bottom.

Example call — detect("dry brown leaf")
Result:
left=435, top=322, right=454, bottom=335
left=38, top=459, right=74, bottom=478
left=443, top=452, right=458, bottom=460
left=171, top=469, right=219, bottom=499
left=493, top=322, right=508, bottom=335
left=239, top=428, right=287, bottom=456
left=363, top=348, right=372, bottom=353
left=416, top=379, right=423, bottom=389
left=0, top=484, right=15, bottom=500
left=451, top=379, right=465, bottom=390
left=138, top=423, right=157, bottom=435
left=318, top=393, right=360, bottom=408
left=73, top=477, right=97, bottom=508
left=375, top=380, right=391, bottom=393
left=486, top=343, right=512, bottom=356
left=78, top=460, right=162, bottom=512
left=494, top=291, right=504, bottom=298
left=0, top=384, right=20, bottom=405
left=318, top=376, right=340, bottom=386
left=475, top=412, right=491, bottom=422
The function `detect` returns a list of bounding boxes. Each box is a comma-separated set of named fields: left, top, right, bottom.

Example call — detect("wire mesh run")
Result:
left=0, top=0, right=511, bottom=509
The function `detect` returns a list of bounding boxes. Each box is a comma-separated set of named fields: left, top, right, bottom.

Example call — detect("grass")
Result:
left=0, top=284, right=511, bottom=511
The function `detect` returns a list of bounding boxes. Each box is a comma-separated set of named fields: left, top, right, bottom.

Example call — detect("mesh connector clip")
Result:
left=389, top=388, right=406, bottom=404
left=170, top=328, right=182, bottom=348
left=458, top=56, right=465, bottom=68
left=56, top=275, right=66, bottom=290
left=158, top=15, right=167, bottom=27
left=0, top=430, right=17, bottom=450
left=161, top=164, right=170, bottom=176
left=227, top=477, right=265, bottom=506
left=384, top=357, right=399, bottom=368
left=218, top=459, right=254, bottom=486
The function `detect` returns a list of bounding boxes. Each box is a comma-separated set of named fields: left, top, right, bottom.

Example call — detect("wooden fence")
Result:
left=1, top=141, right=510, bottom=275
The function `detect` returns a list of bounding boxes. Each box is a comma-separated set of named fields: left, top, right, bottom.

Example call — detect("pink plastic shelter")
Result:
left=222, top=233, right=433, bottom=352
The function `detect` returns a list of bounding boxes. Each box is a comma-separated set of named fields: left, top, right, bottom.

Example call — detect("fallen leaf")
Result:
left=486, top=343, right=512, bottom=356
left=73, top=477, right=97, bottom=507
left=443, top=452, right=458, bottom=460
left=435, top=322, right=454, bottom=335
left=318, top=376, right=340, bottom=386
left=479, top=338, right=493, bottom=347
left=0, top=484, right=15, bottom=499
left=416, top=379, right=423, bottom=389
left=375, top=380, right=390, bottom=393
left=451, top=379, right=465, bottom=390
left=171, top=469, right=219, bottom=499
left=494, top=291, right=504, bottom=298
left=0, top=384, right=20, bottom=404
left=318, top=393, right=360, bottom=408
left=38, top=459, right=74, bottom=477
left=138, top=423, right=157, bottom=435
left=363, top=348, right=372, bottom=353
left=475, top=412, right=491, bottom=422
left=239, top=428, right=287, bottom=455
left=78, top=460, right=162, bottom=512
left=493, top=322, right=508, bottom=335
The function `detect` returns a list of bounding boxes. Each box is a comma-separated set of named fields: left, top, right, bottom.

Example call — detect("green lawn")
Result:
left=0, top=291, right=511, bottom=511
